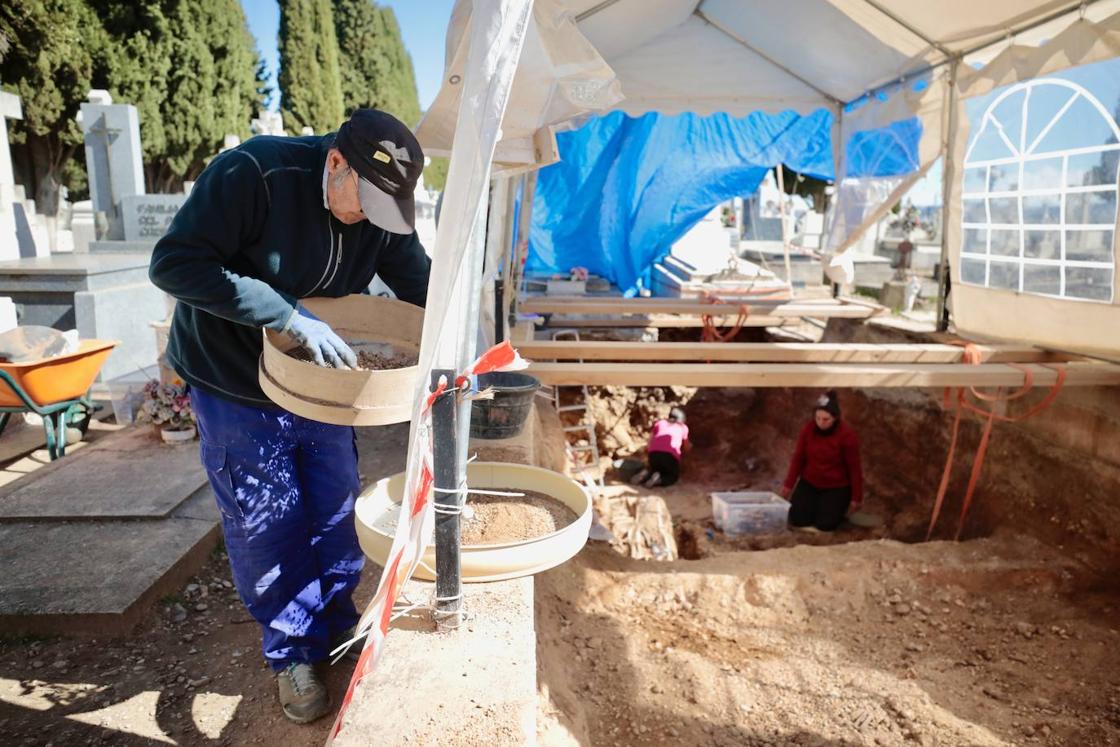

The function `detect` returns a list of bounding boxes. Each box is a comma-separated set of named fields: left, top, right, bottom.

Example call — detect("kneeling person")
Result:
left=780, top=390, right=863, bottom=533
left=631, top=408, right=690, bottom=488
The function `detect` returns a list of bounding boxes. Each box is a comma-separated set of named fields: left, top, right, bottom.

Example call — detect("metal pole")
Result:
left=494, top=277, right=505, bottom=343
left=431, top=369, right=461, bottom=627
left=776, top=165, right=795, bottom=295
left=936, top=59, right=961, bottom=332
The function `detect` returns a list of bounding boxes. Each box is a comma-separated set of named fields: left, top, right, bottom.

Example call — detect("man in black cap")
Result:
left=149, top=109, right=430, bottom=724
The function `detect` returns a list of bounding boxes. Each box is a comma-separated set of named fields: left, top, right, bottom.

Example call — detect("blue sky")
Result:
left=240, top=0, right=455, bottom=112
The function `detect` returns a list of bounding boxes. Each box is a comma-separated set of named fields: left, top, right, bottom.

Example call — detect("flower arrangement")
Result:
left=569, top=266, right=589, bottom=281
left=138, top=380, right=194, bottom=430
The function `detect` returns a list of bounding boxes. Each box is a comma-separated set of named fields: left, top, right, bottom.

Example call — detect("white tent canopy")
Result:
left=416, top=0, right=1120, bottom=351
left=569, top=0, right=1064, bottom=115
left=422, top=0, right=1120, bottom=147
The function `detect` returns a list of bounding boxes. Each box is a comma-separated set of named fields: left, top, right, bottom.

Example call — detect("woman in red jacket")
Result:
left=779, top=390, right=863, bottom=532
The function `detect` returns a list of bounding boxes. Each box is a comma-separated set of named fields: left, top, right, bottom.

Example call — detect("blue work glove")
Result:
left=283, top=307, right=358, bottom=369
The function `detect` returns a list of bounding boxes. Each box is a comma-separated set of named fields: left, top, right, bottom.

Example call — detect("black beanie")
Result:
left=815, top=390, right=841, bottom=419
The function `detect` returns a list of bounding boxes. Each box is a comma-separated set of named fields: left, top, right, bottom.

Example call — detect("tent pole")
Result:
left=511, top=171, right=539, bottom=315
left=936, top=59, right=961, bottom=332
left=776, top=166, right=794, bottom=295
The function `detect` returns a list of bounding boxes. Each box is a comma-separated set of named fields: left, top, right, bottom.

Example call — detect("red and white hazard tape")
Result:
left=326, top=341, right=529, bottom=742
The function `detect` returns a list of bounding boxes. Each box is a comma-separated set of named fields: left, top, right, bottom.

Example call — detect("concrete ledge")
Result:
left=89, top=240, right=157, bottom=254
left=336, top=404, right=567, bottom=744
left=334, top=577, right=537, bottom=746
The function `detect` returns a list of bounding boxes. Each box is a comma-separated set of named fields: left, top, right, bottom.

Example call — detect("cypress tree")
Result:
left=278, top=0, right=344, bottom=134
left=423, top=156, right=448, bottom=192
left=93, top=1, right=173, bottom=191
left=4, top=0, right=265, bottom=204
left=155, top=0, right=262, bottom=188
left=0, top=0, right=110, bottom=213
left=332, top=1, right=445, bottom=191
left=334, top=0, right=420, bottom=127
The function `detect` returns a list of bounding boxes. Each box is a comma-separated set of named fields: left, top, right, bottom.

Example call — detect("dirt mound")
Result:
left=538, top=536, right=1120, bottom=746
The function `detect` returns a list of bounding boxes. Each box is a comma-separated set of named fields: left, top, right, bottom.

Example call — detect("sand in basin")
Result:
left=461, top=490, right=576, bottom=545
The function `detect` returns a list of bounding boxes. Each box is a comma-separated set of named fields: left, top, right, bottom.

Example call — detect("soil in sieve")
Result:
left=286, top=344, right=418, bottom=370
left=461, top=490, right=577, bottom=545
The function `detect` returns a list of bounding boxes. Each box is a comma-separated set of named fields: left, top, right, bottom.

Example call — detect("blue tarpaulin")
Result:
left=844, top=118, right=922, bottom=177
left=527, top=109, right=836, bottom=294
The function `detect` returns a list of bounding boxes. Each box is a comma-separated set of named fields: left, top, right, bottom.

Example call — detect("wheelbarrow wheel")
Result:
left=66, top=402, right=94, bottom=435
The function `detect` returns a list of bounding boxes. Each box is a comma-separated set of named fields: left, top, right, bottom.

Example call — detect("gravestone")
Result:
left=121, top=193, right=187, bottom=242
left=0, top=93, right=25, bottom=329
left=70, top=200, right=97, bottom=254
left=0, top=91, right=20, bottom=189
left=0, top=92, right=25, bottom=262
left=251, top=110, right=286, bottom=136
left=79, top=90, right=145, bottom=241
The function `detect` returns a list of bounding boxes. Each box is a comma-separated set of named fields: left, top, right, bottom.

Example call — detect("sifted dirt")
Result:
left=286, top=343, right=418, bottom=370
left=461, top=490, right=577, bottom=545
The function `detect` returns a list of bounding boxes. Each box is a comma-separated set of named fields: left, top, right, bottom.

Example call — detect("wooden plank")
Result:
left=541, top=314, right=794, bottom=328
left=521, top=297, right=853, bottom=316
left=518, top=341, right=1064, bottom=364
left=524, top=361, right=1120, bottom=388
left=537, top=301, right=878, bottom=328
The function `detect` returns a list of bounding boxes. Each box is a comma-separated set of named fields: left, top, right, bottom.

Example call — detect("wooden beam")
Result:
left=542, top=314, right=795, bottom=328
left=518, top=341, right=1066, bottom=364
left=525, top=361, right=1120, bottom=388
left=521, top=297, right=867, bottom=316
left=536, top=303, right=880, bottom=328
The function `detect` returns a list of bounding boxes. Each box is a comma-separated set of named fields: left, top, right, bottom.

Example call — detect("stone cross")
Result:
left=79, top=90, right=145, bottom=240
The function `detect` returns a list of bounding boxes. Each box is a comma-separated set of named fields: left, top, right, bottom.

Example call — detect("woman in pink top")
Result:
left=631, top=408, right=690, bottom=488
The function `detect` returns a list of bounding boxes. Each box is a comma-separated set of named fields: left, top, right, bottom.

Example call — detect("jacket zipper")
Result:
left=323, top=232, right=343, bottom=290
left=309, top=217, right=336, bottom=294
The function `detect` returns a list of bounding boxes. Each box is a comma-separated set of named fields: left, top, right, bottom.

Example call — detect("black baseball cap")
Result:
left=335, top=109, right=424, bottom=234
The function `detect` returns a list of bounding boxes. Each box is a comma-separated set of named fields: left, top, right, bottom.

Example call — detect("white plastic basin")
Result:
left=355, top=462, right=592, bottom=583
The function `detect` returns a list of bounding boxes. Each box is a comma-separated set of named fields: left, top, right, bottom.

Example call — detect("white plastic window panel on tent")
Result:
left=960, top=73, right=1119, bottom=302
left=946, top=10, right=1120, bottom=359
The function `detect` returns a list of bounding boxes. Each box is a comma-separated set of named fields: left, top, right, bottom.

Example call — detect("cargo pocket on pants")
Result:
left=201, top=441, right=243, bottom=521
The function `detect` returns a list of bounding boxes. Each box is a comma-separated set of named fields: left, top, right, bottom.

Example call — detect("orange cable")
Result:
left=926, top=343, right=1067, bottom=541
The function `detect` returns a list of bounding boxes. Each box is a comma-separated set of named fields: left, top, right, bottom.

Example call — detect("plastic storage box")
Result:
left=710, top=491, right=790, bottom=535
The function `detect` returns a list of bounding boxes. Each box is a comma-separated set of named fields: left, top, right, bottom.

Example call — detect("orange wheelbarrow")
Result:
left=0, top=340, right=118, bottom=461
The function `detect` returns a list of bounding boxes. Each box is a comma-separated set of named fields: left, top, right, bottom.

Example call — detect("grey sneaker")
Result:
left=277, top=662, right=330, bottom=724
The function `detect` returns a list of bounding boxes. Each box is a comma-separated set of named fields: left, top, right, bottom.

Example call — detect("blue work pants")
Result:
left=190, top=388, right=364, bottom=670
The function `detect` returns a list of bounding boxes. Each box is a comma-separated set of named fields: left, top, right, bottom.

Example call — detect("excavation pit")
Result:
left=538, top=369, right=1120, bottom=745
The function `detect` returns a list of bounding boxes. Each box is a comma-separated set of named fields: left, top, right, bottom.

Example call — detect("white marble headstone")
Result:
left=79, top=92, right=145, bottom=240
left=120, top=193, right=188, bottom=242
